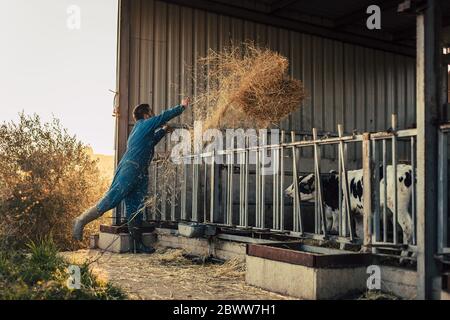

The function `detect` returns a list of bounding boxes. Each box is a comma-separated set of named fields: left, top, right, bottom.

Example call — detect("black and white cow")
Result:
left=284, top=164, right=414, bottom=245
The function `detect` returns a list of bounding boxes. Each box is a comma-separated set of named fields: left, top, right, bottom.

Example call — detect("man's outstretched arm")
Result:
left=143, top=97, right=190, bottom=133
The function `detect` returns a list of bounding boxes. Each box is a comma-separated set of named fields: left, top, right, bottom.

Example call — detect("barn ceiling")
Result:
left=161, top=0, right=450, bottom=56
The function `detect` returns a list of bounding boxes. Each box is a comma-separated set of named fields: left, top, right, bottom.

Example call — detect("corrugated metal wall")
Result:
left=125, top=0, right=416, bottom=145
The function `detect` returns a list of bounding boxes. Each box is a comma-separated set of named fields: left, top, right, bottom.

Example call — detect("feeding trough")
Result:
left=245, top=242, right=373, bottom=300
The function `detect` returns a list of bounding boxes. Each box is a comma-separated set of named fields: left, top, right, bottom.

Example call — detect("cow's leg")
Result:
left=353, top=215, right=364, bottom=239
left=399, top=211, right=414, bottom=263
left=324, top=206, right=334, bottom=233
left=331, top=209, right=340, bottom=235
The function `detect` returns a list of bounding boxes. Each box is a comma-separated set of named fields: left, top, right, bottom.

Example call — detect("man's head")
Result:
left=133, top=103, right=154, bottom=121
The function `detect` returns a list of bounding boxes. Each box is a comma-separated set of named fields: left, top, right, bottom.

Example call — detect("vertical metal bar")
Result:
left=261, top=135, right=266, bottom=229
left=210, top=151, right=215, bottom=223
left=273, top=146, right=279, bottom=230
left=280, top=131, right=285, bottom=231
left=203, top=159, right=208, bottom=223
left=171, top=166, right=177, bottom=221
left=181, top=162, right=187, bottom=220
left=226, top=151, right=233, bottom=226
left=391, top=114, right=398, bottom=245
left=161, top=166, right=167, bottom=221
left=313, top=128, right=327, bottom=236
left=362, top=133, right=373, bottom=249
left=438, top=131, right=448, bottom=252
left=411, top=136, right=416, bottom=245
left=338, top=125, right=353, bottom=240
left=256, top=147, right=261, bottom=228
left=192, top=158, right=199, bottom=222
left=373, top=140, right=381, bottom=243
left=338, top=142, right=343, bottom=236
left=382, top=139, right=388, bottom=243
left=239, top=149, right=245, bottom=227
left=291, top=131, right=302, bottom=233
left=244, top=137, right=249, bottom=228
left=154, top=163, right=159, bottom=221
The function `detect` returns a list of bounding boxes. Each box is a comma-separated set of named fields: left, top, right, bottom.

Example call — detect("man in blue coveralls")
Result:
left=73, top=97, right=190, bottom=253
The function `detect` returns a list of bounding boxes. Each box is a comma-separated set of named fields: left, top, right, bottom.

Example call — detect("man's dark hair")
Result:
left=133, top=104, right=152, bottom=121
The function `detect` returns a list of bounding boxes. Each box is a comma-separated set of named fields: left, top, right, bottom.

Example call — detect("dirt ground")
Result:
left=61, top=249, right=294, bottom=300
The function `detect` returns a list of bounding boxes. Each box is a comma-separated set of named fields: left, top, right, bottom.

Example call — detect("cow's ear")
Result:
left=329, top=170, right=337, bottom=175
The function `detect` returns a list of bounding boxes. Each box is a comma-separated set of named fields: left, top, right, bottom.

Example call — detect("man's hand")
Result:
left=181, top=97, right=190, bottom=108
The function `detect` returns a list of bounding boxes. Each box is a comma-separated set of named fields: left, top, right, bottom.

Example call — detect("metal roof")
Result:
left=161, top=0, right=450, bottom=56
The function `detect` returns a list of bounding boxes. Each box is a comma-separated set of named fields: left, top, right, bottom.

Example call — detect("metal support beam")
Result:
left=269, top=0, right=298, bottom=13
left=416, top=0, right=442, bottom=300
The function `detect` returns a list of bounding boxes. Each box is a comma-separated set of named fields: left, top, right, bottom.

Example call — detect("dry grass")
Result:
left=61, top=249, right=291, bottom=300
left=193, top=42, right=307, bottom=130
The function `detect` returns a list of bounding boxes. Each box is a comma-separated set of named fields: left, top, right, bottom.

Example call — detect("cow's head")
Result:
left=284, top=173, right=316, bottom=201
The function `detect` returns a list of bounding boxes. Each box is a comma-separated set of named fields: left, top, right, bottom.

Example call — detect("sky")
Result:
left=0, top=0, right=118, bottom=155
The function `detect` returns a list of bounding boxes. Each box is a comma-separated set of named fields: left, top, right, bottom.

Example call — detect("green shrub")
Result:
left=0, top=238, right=125, bottom=300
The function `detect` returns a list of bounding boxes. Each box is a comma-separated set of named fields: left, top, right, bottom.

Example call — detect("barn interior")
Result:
left=109, top=0, right=450, bottom=299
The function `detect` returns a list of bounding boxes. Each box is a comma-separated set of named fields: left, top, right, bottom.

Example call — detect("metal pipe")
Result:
left=338, top=125, right=353, bottom=240
left=239, top=149, right=245, bottom=227
left=273, top=145, right=279, bottom=230
left=411, top=136, right=416, bottom=245
left=338, top=142, right=343, bottom=236
left=227, top=151, right=233, bottom=226
left=438, top=131, right=448, bottom=252
left=391, top=114, right=398, bottom=245
left=154, top=163, right=159, bottom=221
left=373, top=140, right=381, bottom=243
left=280, top=131, right=285, bottom=231
left=244, top=137, right=249, bottom=228
left=210, top=150, right=215, bottom=223
left=181, top=163, right=187, bottom=220
left=203, top=161, right=208, bottom=223
left=171, top=166, right=177, bottom=221
left=261, top=134, right=266, bottom=229
left=382, top=139, right=388, bottom=243
left=313, top=128, right=326, bottom=236
left=291, top=131, right=303, bottom=233
left=192, top=158, right=199, bottom=222
left=256, top=147, right=261, bottom=228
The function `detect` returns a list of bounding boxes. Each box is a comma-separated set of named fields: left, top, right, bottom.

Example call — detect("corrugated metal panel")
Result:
left=126, top=0, right=416, bottom=141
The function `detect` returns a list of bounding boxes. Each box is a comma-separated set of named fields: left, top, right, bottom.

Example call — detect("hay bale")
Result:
left=193, top=42, right=307, bottom=130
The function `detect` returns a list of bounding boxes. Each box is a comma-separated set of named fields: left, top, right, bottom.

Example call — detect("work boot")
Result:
left=128, top=220, right=155, bottom=254
left=72, top=206, right=102, bottom=241
left=135, top=242, right=156, bottom=254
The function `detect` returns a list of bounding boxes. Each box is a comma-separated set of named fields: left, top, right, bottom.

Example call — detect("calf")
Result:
left=284, top=164, right=414, bottom=245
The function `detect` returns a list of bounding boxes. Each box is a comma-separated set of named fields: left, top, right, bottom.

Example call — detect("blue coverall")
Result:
left=96, top=105, right=185, bottom=224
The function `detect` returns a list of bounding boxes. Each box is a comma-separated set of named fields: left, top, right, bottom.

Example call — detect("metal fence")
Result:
left=142, top=114, right=418, bottom=255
